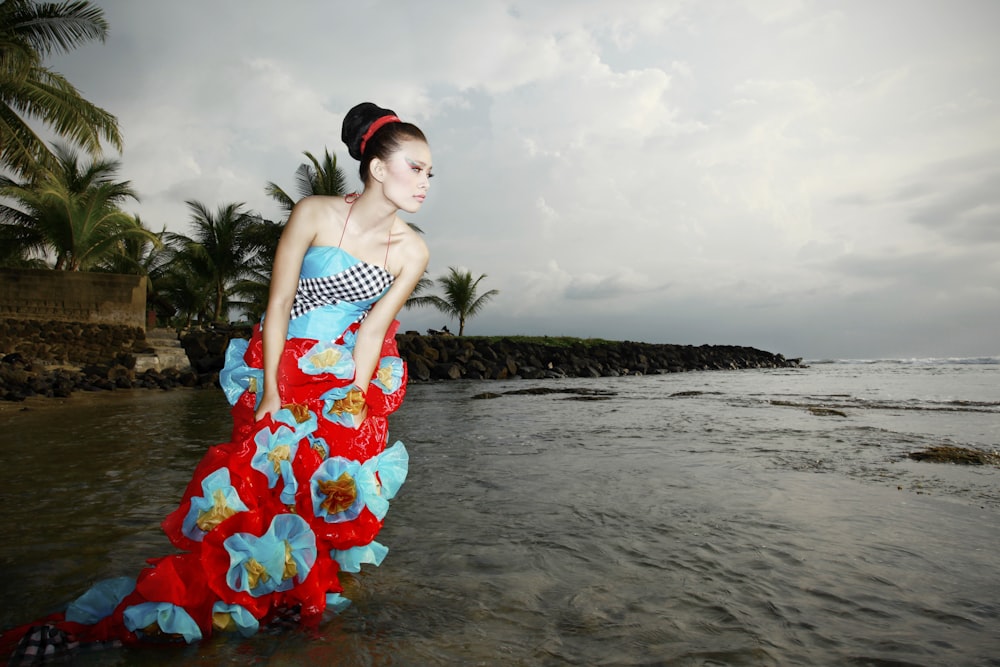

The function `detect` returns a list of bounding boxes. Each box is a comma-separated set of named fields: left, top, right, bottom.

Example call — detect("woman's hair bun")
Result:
left=342, top=102, right=398, bottom=161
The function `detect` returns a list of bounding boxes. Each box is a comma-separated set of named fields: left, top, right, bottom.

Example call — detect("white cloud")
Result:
left=41, top=0, right=1000, bottom=358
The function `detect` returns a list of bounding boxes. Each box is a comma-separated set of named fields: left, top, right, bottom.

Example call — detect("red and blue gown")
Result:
left=6, top=245, right=410, bottom=651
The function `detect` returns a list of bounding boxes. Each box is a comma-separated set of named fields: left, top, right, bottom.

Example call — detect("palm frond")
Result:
left=1, top=0, right=109, bottom=56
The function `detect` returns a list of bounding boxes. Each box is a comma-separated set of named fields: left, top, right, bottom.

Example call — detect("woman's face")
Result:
left=378, top=139, right=433, bottom=213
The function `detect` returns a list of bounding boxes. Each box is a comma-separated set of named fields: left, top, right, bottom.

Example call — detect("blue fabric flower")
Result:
left=310, top=441, right=408, bottom=523
left=223, top=514, right=317, bottom=597
left=332, top=540, right=388, bottom=573
left=181, top=467, right=250, bottom=543
left=298, top=340, right=355, bottom=378
left=372, top=356, right=404, bottom=394
left=319, top=384, right=365, bottom=428
left=308, top=434, right=330, bottom=459
left=65, top=576, right=135, bottom=625
left=309, top=457, right=364, bottom=523
left=211, top=602, right=259, bottom=637
left=251, top=422, right=301, bottom=502
left=325, top=593, right=352, bottom=613
left=357, top=441, right=408, bottom=520
left=272, top=404, right=318, bottom=440
left=123, top=601, right=202, bottom=643
left=219, top=338, right=263, bottom=408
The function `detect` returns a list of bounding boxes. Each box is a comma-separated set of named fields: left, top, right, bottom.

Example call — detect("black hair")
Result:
left=341, top=102, right=428, bottom=185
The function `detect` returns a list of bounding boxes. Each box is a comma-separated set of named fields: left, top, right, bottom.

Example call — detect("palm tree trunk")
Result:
left=215, top=281, right=225, bottom=322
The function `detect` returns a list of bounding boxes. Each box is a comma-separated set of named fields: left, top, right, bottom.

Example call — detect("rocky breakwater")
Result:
left=178, top=330, right=802, bottom=383
left=396, top=334, right=802, bottom=381
left=2, top=322, right=802, bottom=402
left=0, top=318, right=203, bottom=401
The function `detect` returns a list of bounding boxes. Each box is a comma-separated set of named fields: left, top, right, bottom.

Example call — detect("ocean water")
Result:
left=1, top=359, right=998, bottom=665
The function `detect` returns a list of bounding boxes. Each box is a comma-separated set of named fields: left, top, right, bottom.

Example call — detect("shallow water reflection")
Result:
left=2, top=373, right=999, bottom=665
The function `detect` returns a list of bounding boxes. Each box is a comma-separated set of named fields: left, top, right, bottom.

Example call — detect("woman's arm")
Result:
left=351, top=231, right=429, bottom=398
left=254, top=197, right=321, bottom=421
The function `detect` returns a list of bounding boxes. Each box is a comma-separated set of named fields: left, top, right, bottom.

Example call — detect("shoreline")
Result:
left=0, top=385, right=204, bottom=414
left=2, top=323, right=803, bottom=402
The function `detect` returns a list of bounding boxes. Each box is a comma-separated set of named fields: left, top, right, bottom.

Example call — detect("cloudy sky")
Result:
left=49, top=0, right=999, bottom=360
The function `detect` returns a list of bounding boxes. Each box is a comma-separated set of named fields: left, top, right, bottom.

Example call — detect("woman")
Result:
left=254, top=102, right=431, bottom=427
left=5, top=102, right=431, bottom=658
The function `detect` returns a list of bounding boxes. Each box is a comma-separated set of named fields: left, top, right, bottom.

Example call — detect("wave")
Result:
left=808, top=356, right=1000, bottom=366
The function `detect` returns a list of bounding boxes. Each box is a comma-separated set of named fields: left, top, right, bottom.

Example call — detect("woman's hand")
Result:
left=254, top=390, right=281, bottom=422
left=346, top=403, right=368, bottom=429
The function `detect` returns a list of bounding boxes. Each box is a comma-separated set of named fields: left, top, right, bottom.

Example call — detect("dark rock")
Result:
left=407, top=357, right=431, bottom=382
left=908, top=445, right=1000, bottom=466
left=107, top=364, right=132, bottom=381
left=430, top=363, right=462, bottom=380
left=179, top=370, right=199, bottom=387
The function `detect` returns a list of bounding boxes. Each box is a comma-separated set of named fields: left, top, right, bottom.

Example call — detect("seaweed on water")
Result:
left=770, top=400, right=848, bottom=417
left=807, top=407, right=848, bottom=417
left=471, top=387, right=617, bottom=400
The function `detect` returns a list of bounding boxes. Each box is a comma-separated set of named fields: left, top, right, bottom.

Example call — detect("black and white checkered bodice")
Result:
left=291, top=255, right=395, bottom=321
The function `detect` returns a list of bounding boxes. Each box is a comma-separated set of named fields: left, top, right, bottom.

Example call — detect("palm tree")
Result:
left=265, top=148, right=348, bottom=216
left=228, top=216, right=282, bottom=322
left=95, top=215, right=165, bottom=275
left=408, top=267, right=499, bottom=336
left=157, top=247, right=214, bottom=328
left=1, top=0, right=122, bottom=176
left=0, top=203, right=43, bottom=266
left=224, top=212, right=281, bottom=320
left=167, top=201, right=265, bottom=322
left=404, top=274, right=434, bottom=309
left=94, top=215, right=176, bottom=322
left=0, top=143, right=153, bottom=269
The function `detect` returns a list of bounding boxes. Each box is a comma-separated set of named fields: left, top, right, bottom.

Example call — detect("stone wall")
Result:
left=0, top=318, right=149, bottom=366
left=0, top=268, right=146, bottom=328
left=0, top=320, right=210, bottom=400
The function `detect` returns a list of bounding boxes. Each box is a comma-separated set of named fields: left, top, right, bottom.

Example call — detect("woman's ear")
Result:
left=369, top=158, right=386, bottom=183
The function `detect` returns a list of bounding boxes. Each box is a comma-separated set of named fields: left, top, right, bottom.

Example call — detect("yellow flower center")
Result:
left=310, top=347, right=342, bottom=369
left=196, top=488, right=237, bottom=531
left=329, top=389, right=365, bottom=416
left=282, top=402, right=310, bottom=424
left=282, top=540, right=297, bottom=581
left=317, top=472, right=357, bottom=514
left=267, top=444, right=291, bottom=474
left=377, top=365, right=395, bottom=389
left=244, top=558, right=269, bottom=589
left=212, top=612, right=234, bottom=632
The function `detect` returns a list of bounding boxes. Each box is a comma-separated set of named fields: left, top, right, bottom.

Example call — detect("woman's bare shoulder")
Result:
left=289, top=195, right=349, bottom=240
left=390, top=219, right=430, bottom=272
left=293, top=194, right=350, bottom=219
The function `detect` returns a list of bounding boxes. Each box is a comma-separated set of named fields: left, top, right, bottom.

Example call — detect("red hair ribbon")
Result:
left=360, top=114, right=401, bottom=156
